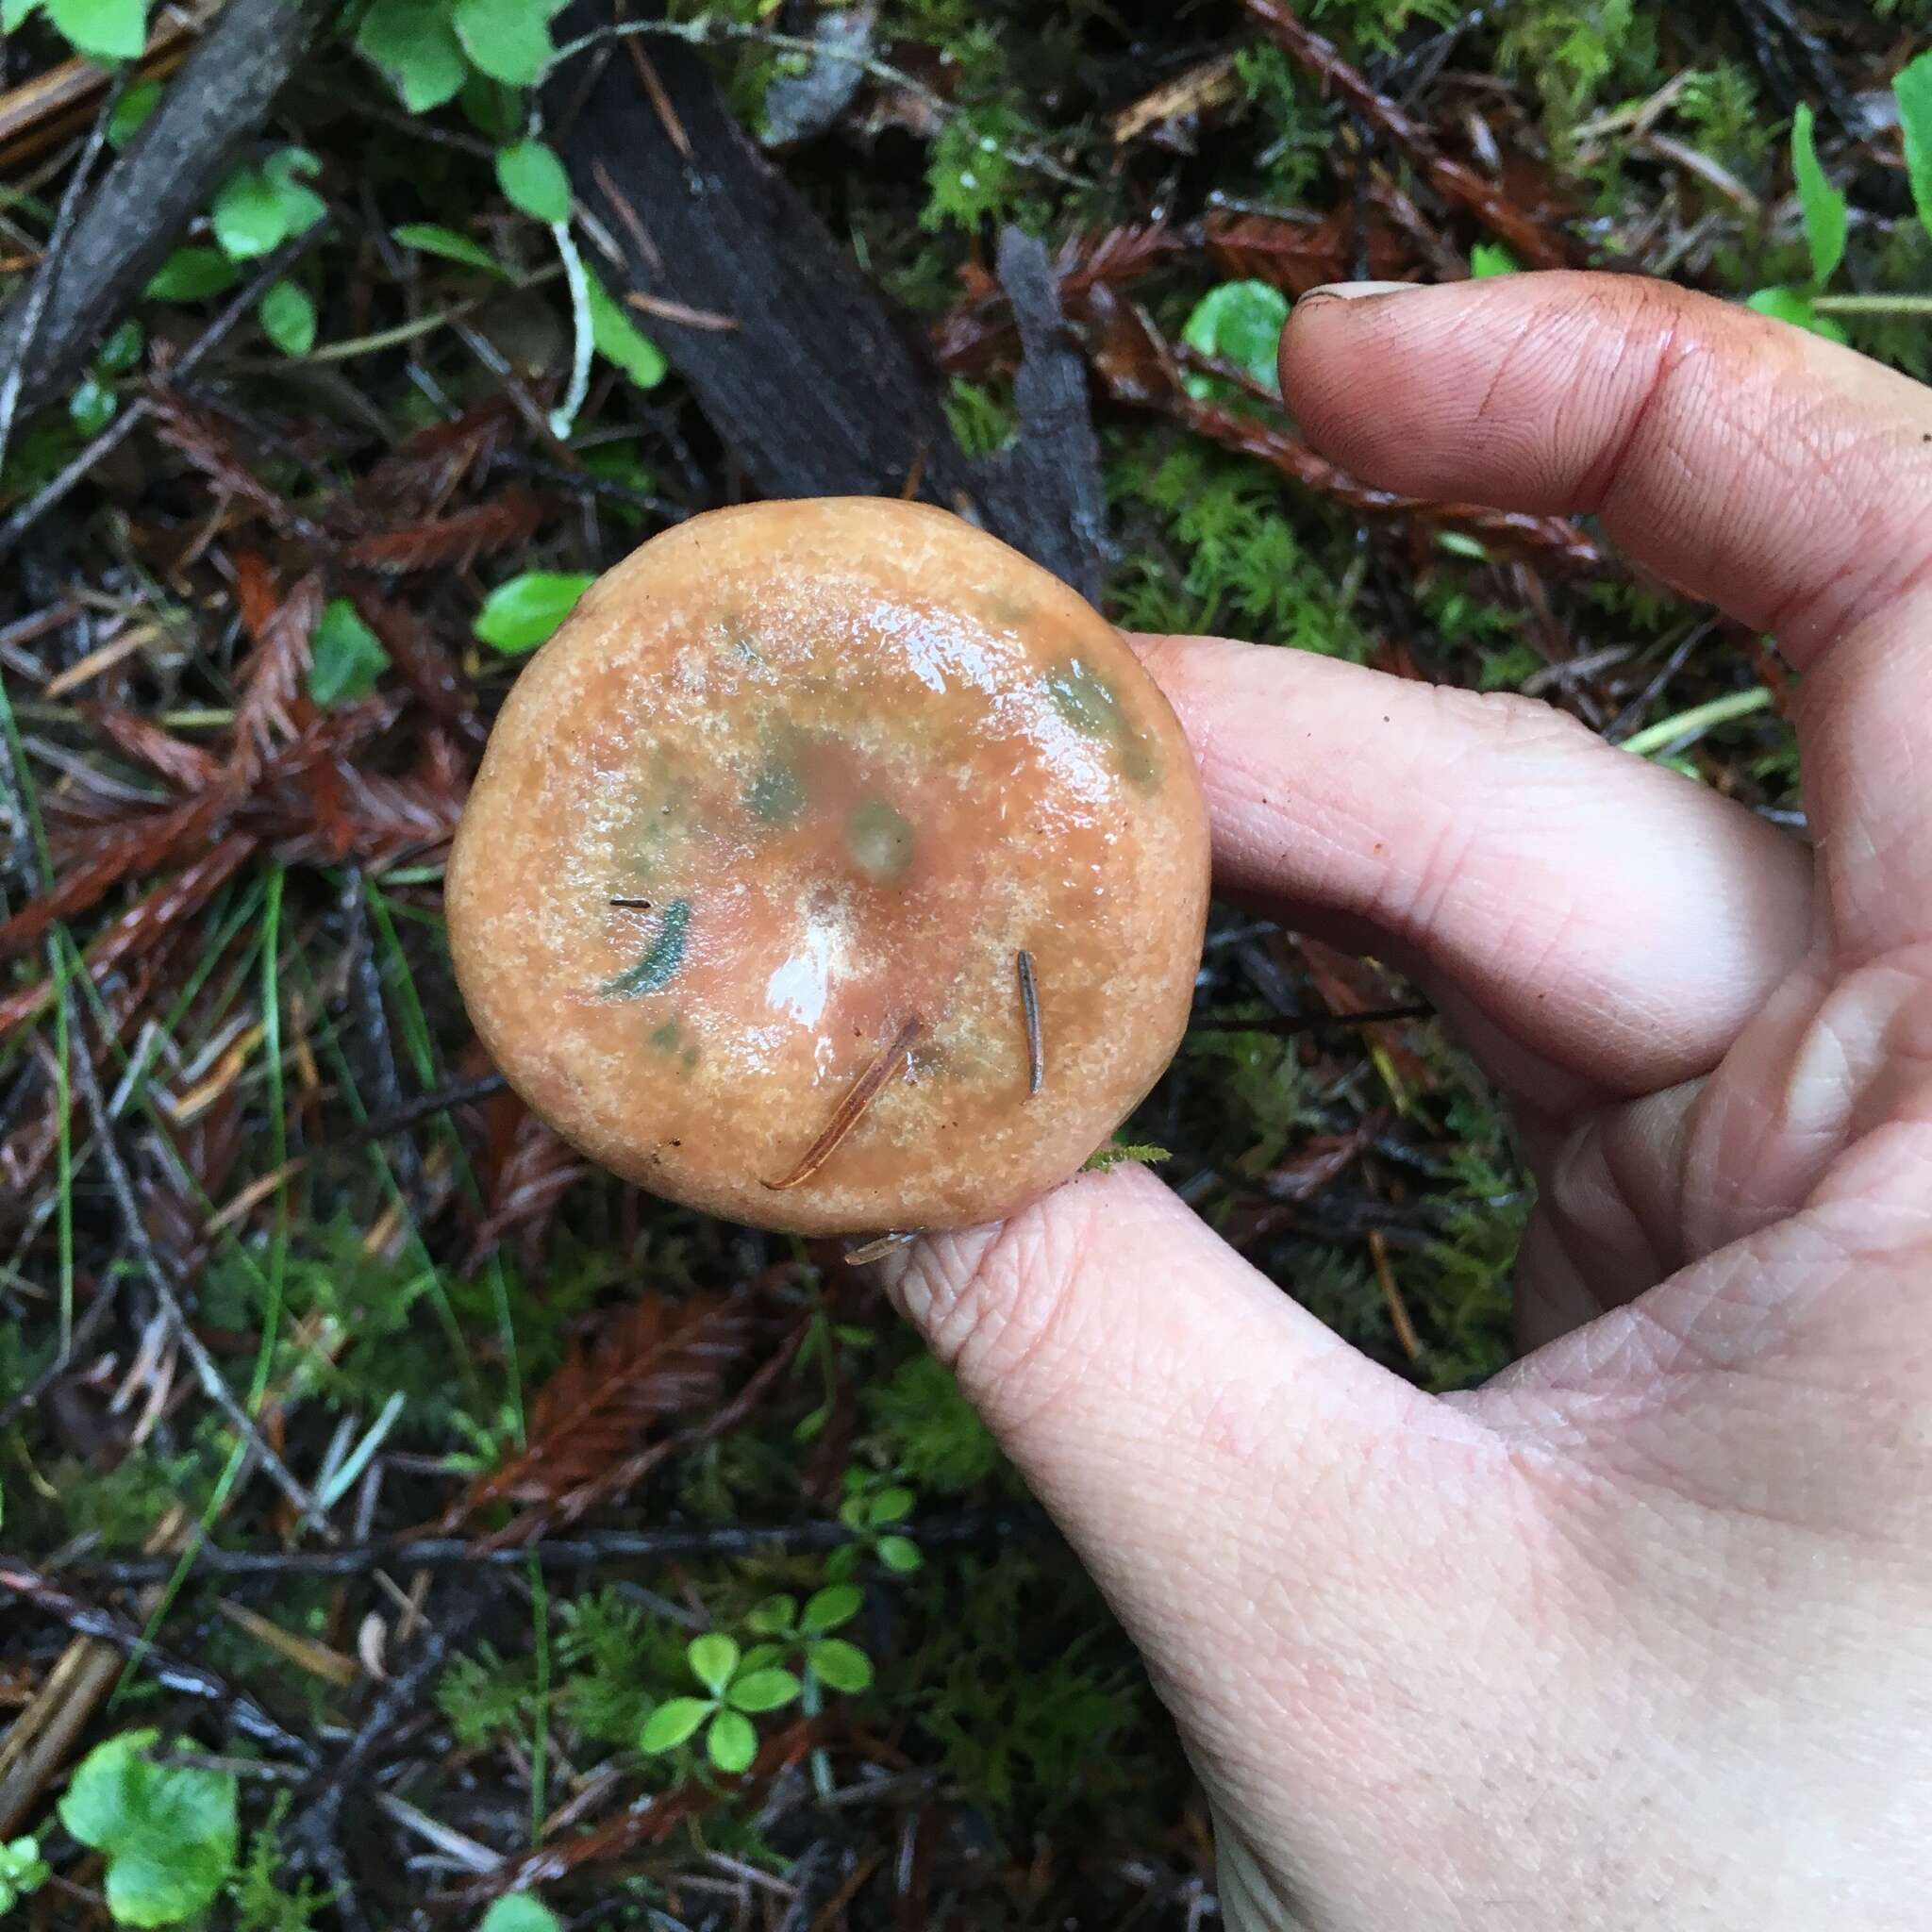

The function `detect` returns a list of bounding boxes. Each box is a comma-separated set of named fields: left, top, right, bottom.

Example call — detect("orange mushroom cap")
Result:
left=446, top=497, right=1210, bottom=1234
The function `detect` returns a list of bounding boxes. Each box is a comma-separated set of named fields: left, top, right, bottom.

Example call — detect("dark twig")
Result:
left=56, top=1507, right=1051, bottom=1585
left=63, top=991, right=332, bottom=1534
left=0, top=72, right=124, bottom=481
left=339, top=868, right=418, bottom=1194
left=1188, top=1003, right=1433, bottom=1037
left=0, top=1559, right=317, bottom=1764
left=286, top=1599, right=491, bottom=1932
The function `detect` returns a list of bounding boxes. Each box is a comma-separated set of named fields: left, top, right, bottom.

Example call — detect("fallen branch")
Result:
left=0, top=0, right=330, bottom=424
left=0, top=1560, right=316, bottom=1764
left=48, top=1507, right=1052, bottom=1585
left=544, top=8, right=1106, bottom=591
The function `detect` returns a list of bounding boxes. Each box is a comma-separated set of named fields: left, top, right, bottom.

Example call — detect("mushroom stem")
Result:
left=764, top=1014, right=923, bottom=1191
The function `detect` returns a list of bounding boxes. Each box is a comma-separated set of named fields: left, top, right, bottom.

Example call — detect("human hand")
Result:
left=878, top=273, right=1932, bottom=1929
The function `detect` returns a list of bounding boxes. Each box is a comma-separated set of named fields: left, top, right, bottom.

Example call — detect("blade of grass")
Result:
left=1618, top=686, right=1774, bottom=758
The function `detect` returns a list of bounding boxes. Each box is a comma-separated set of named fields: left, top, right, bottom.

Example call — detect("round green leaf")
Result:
left=876, top=1534, right=922, bottom=1574
left=638, top=1696, right=712, bottom=1754
left=473, top=572, right=592, bottom=653
left=687, top=1632, right=740, bottom=1696
left=58, top=1731, right=237, bottom=1929
left=1743, top=287, right=1848, bottom=346
left=356, top=0, right=467, bottom=112
left=308, top=599, right=390, bottom=707
left=806, top=1638, right=874, bottom=1693
left=96, top=320, right=143, bottom=375
left=725, top=1668, right=800, bottom=1714
left=454, top=0, right=555, bottom=87
left=705, top=1707, right=758, bottom=1774
left=746, top=1593, right=798, bottom=1637
left=801, top=1584, right=860, bottom=1636
left=496, top=139, right=572, bottom=225
left=258, top=280, right=317, bottom=358
left=1179, top=279, right=1291, bottom=397
left=45, top=0, right=144, bottom=62
left=867, top=1485, right=914, bottom=1525
left=212, top=167, right=286, bottom=260
left=69, top=376, right=115, bottom=437
left=479, top=1894, right=563, bottom=1932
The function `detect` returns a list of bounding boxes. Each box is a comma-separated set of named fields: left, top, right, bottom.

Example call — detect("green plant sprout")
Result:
left=0, top=1837, right=49, bottom=1916
left=1748, top=57, right=1932, bottom=339
left=57, top=1730, right=239, bottom=1927
left=829, top=1468, right=922, bottom=1581
left=639, top=1632, right=803, bottom=1774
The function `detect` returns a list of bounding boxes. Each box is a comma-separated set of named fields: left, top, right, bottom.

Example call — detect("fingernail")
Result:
left=1297, top=280, right=1424, bottom=306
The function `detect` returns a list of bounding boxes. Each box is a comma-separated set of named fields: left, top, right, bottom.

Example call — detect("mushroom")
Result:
left=446, top=497, right=1210, bottom=1235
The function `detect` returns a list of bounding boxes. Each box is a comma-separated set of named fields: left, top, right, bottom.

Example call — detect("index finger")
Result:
left=1282, top=273, right=1932, bottom=668
left=1283, top=273, right=1932, bottom=960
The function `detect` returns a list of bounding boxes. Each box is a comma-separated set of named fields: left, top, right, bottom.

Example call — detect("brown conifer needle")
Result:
left=764, top=1015, right=923, bottom=1191
left=1017, top=949, right=1043, bottom=1096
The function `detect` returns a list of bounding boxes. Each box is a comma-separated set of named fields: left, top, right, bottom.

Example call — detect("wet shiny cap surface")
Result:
left=446, top=497, right=1211, bottom=1234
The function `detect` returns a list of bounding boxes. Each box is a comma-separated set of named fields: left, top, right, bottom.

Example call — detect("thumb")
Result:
left=876, top=1161, right=1437, bottom=1724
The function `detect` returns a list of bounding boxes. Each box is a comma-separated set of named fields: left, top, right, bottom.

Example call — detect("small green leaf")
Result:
left=96, top=319, right=142, bottom=375
left=1744, top=286, right=1848, bottom=344
left=800, top=1584, right=861, bottom=1636
left=867, top=1485, right=914, bottom=1525
left=1790, top=104, right=1847, bottom=287
left=725, top=1668, right=800, bottom=1713
left=357, top=0, right=467, bottom=112
left=479, top=1896, right=563, bottom=1932
left=705, top=1707, right=758, bottom=1774
left=474, top=571, right=592, bottom=652
left=454, top=0, right=554, bottom=87
left=585, top=269, right=667, bottom=390
left=308, top=599, right=390, bottom=707
left=639, top=1697, right=711, bottom=1753
left=1469, top=241, right=1519, bottom=278
left=107, top=76, right=160, bottom=148
left=258, top=280, right=317, bottom=358
left=875, top=1534, right=922, bottom=1573
left=496, top=138, right=572, bottom=225
left=806, top=1639, right=874, bottom=1692
left=687, top=1633, right=739, bottom=1697
left=460, top=71, right=525, bottom=141
left=68, top=376, right=115, bottom=436
left=746, top=1594, right=798, bottom=1637
left=225, top=146, right=326, bottom=254
left=211, top=168, right=286, bottom=260
left=1897, top=50, right=1932, bottom=244
left=45, top=0, right=145, bottom=61
left=58, top=1730, right=238, bottom=1929
left=144, top=247, right=238, bottom=302
left=0, top=1837, right=48, bottom=1915
left=2, top=0, right=40, bottom=32
left=392, top=223, right=508, bottom=276
left=1180, top=279, right=1291, bottom=397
